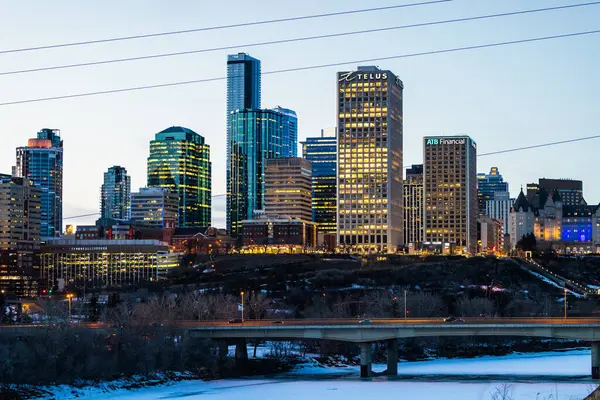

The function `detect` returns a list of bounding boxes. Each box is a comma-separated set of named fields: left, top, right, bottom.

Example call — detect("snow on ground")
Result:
left=524, top=269, right=584, bottom=298
left=40, top=350, right=598, bottom=400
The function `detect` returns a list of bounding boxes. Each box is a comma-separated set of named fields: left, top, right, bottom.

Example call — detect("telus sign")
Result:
left=426, top=138, right=466, bottom=145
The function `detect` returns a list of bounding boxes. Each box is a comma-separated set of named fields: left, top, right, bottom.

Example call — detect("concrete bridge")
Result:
left=186, top=318, right=600, bottom=378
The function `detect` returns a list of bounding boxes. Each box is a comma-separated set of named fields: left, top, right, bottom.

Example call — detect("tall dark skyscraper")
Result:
left=101, top=166, right=131, bottom=220
left=424, top=136, right=478, bottom=255
left=227, top=109, right=296, bottom=237
left=404, top=164, right=424, bottom=247
left=337, top=66, right=404, bottom=254
left=301, top=128, right=337, bottom=235
left=15, top=128, right=63, bottom=238
left=538, top=178, right=584, bottom=206
left=477, top=167, right=508, bottom=214
left=147, top=127, right=211, bottom=228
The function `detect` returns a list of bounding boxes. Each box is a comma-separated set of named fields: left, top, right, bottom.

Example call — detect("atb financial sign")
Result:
left=425, top=138, right=466, bottom=146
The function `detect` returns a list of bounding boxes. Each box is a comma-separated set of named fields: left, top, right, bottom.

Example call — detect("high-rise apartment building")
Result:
left=477, top=167, right=508, bottom=213
left=131, top=187, right=179, bottom=229
left=485, top=191, right=514, bottom=234
left=15, top=129, right=63, bottom=238
left=147, top=126, right=211, bottom=228
left=301, top=128, right=337, bottom=234
left=337, top=66, right=404, bottom=254
left=101, top=166, right=131, bottom=220
left=538, top=178, right=583, bottom=206
left=227, top=108, right=297, bottom=236
left=264, top=158, right=312, bottom=221
left=0, top=176, right=41, bottom=297
left=404, top=164, right=424, bottom=246
left=423, top=136, right=477, bottom=255
left=272, top=106, right=298, bottom=157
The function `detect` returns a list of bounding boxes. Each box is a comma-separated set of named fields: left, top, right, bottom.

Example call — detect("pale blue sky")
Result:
left=0, top=0, right=598, bottom=229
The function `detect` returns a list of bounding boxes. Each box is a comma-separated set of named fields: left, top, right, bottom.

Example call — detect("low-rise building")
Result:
left=240, top=216, right=317, bottom=253
left=478, top=216, right=504, bottom=255
left=40, top=239, right=180, bottom=290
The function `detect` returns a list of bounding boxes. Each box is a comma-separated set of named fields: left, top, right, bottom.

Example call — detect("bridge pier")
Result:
left=218, top=341, right=228, bottom=360
left=235, top=338, right=248, bottom=361
left=360, top=342, right=373, bottom=378
left=592, top=342, right=600, bottom=380
left=386, top=339, right=398, bottom=376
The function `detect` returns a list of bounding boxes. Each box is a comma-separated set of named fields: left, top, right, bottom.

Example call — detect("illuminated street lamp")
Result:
left=240, top=291, right=245, bottom=324
left=67, top=293, right=73, bottom=321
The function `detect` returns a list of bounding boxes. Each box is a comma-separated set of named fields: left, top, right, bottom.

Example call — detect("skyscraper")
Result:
left=264, top=157, right=313, bottom=221
left=0, top=176, right=41, bottom=297
left=15, top=128, right=63, bottom=238
left=337, top=66, right=404, bottom=254
left=477, top=167, right=509, bottom=213
left=147, top=126, right=211, bottom=228
left=227, top=108, right=296, bottom=237
left=272, top=106, right=298, bottom=157
left=101, top=166, right=131, bottom=220
left=485, top=191, right=514, bottom=234
left=404, top=164, right=424, bottom=247
left=131, top=188, right=179, bottom=229
left=301, top=128, right=337, bottom=235
left=423, top=136, right=477, bottom=255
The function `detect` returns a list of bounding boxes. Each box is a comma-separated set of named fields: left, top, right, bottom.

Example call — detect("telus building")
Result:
left=337, top=66, right=404, bottom=254
left=423, top=136, right=478, bottom=255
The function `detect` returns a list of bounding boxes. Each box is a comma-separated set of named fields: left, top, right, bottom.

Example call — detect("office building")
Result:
left=147, top=126, right=211, bottom=228
left=227, top=108, right=294, bottom=236
left=560, top=204, right=600, bottom=254
left=526, top=182, right=539, bottom=202
left=40, top=240, right=180, bottom=289
left=241, top=216, right=317, bottom=253
left=15, top=128, right=63, bottom=238
left=100, top=166, right=131, bottom=220
left=227, top=53, right=261, bottom=200
left=301, top=128, right=337, bottom=235
left=423, top=136, right=478, bottom=255
left=272, top=106, right=298, bottom=157
left=478, top=216, right=504, bottom=255
left=264, top=157, right=312, bottom=221
left=539, top=178, right=584, bottom=206
left=337, top=66, right=404, bottom=254
left=0, top=176, right=41, bottom=297
left=404, top=164, right=424, bottom=247
left=131, top=187, right=179, bottom=229
left=485, top=191, right=514, bottom=234
left=477, top=167, right=509, bottom=214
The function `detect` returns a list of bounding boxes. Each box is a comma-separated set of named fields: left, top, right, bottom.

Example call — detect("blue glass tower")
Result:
left=15, top=128, right=63, bottom=238
left=273, top=106, right=298, bottom=157
left=301, top=128, right=337, bottom=234
left=101, top=166, right=131, bottom=220
left=477, top=167, right=509, bottom=214
left=227, top=109, right=293, bottom=237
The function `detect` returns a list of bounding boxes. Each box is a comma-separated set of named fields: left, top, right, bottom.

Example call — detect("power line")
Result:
left=478, top=134, right=600, bottom=157
left=2, top=29, right=599, bottom=108
left=62, top=135, right=599, bottom=220
left=0, top=0, right=451, bottom=55
left=3, top=1, right=598, bottom=77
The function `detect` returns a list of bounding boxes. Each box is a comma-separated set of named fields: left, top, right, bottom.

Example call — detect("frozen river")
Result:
left=46, top=350, right=599, bottom=400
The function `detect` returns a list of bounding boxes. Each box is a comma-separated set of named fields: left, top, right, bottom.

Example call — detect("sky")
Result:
left=0, top=0, right=598, bottom=229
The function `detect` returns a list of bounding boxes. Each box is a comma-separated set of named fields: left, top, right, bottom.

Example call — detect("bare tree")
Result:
left=490, top=383, right=514, bottom=400
left=246, top=292, right=270, bottom=320
left=456, top=296, right=496, bottom=317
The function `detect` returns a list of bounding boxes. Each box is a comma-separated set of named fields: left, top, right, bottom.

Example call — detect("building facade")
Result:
left=337, top=66, right=404, bottom=254
left=0, top=177, right=41, bottom=297
left=272, top=106, right=298, bottom=157
left=227, top=108, right=295, bottom=236
left=100, top=166, right=131, bottom=220
left=404, top=164, right=424, bottom=248
left=478, top=216, right=504, bottom=255
left=264, top=157, right=313, bottom=221
left=477, top=167, right=509, bottom=214
left=423, top=136, right=478, bottom=255
left=131, top=187, right=179, bottom=229
left=240, top=216, right=317, bottom=253
left=538, top=178, right=584, bottom=206
left=301, top=128, right=337, bottom=237
left=485, top=191, right=514, bottom=235
left=40, top=240, right=180, bottom=289
left=15, top=129, right=63, bottom=238
left=147, top=126, right=211, bottom=228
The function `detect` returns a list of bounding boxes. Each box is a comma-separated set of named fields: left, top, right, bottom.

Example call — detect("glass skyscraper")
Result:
left=273, top=106, right=298, bottom=157
left=337, top=66, right=404, bottom=254
left=147, top=126, right=211, bottom=228
left=227, top=109, right=296, bottom=237
left=15, top=128, right=63, bottom=238
left=477, top=167, right=508, bottom=214
left=101, top=166, right=131, bottom=220
left=301, top=128, right=337, bottom=234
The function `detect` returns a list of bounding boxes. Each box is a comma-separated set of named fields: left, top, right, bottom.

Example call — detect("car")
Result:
left=359, top=319, right=372, bottom=324
left=228, top=318, right=243, bottom=324
left=272, top=320, right=284, bottom=324
left=443, top=316, right=465, bottom=323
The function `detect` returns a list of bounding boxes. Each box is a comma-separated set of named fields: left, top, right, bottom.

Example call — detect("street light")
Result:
left=240, top=291, right=245, bottom=323
left=404, top=290, right=407, bottom=321
left=564, top=288, right=568, bottom=319
left=67, top=293, right=73, bottom=321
